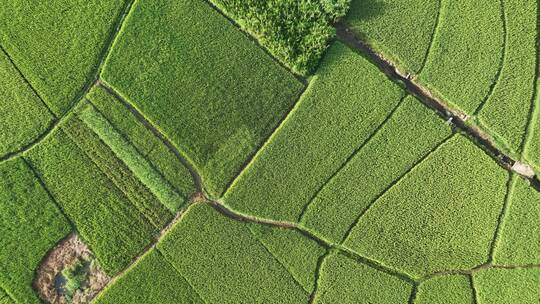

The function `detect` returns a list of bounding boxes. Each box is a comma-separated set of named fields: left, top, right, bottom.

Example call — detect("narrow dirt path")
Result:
left=335, top=22, right=539, bottom=187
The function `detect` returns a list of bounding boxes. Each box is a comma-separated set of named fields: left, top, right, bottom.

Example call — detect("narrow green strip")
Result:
left=78, top=104, right=184, bottom=211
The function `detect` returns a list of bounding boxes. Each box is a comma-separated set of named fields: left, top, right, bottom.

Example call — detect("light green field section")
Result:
left=493, top=176, right=540, bottom=265
left=157, top=203, right=323, bottom=303
left=93, top=250, right=203, bottom=304
left=415, top=275, right=473, bottom=304
left=76, top=103, right=185, bottom=212
left=345, top=0, right=439, bottom=73
left=418, top=0, right=504, bottom=114
left=0, top=0, right=128, bottom=115
left=300, top=95, right=452, bottom=243
left=344, top=135, right=508, bottom=278
left=86, top=86, right=196, bottom=199
left=474, top=267, right=540, bottom=304
left=0, top=48, right=54, bottom=157
left=313, top=252, right=412, bottom=303
left=209, top=0, right=349, bottom=75
left=0, top=158, right=71, bottom=304
left=0, top=288, right=14, bottom=304
left=476, top=0, right=538, bottom=154
left=101, top=0, right=303, bottom=197
left=223, top=42, right=405, bottom=222
left=25, top=128, right=160, bottom=274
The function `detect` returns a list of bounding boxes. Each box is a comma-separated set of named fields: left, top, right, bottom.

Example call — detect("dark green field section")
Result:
left=418, top=0, right=504, bottom=114
left=476, top=0, right=538, bottom=153
left=24, top=127, right=165, bottom=274
left=313, top=252, right=412, bottom=303
left=0, top=49, right=53, bottom=158
left=0, top=158, right=71, bottom=303
left=93, top=250, right=203, bottom=304
left=300, top=95, right=452, bottom=243
left=209, top=0, right=349, bottom=75
left=474, top=267, right=540, bottom=304
left=415, top=275, right=473, bottom=304
left=86, top=86, right=196, bottom=199
left=101, top=0, right=303, bottom=197
left=345, top=0, right=439, bottom=73
left=223, top=41, right=405, bottom=223
left=343, top=135, right=508, bottom=278
left=0, top=0, right=128, bottom=115
left=155, top=203, right=322, bottom=303
left=493, top=176, right=540, bottom=265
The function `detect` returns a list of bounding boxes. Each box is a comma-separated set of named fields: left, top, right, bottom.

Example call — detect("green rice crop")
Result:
left=223, top=42, right=404, bottom=222
left=157, top=203, right=313, bottom=303
left=94, top=250, right=203, bottom=304
left=25, top=128, right=158, bottom=274
left=313, top=252, right=412, bottom=303
left=0, top=48, right=53, bottom=157
left=476, top=0, right=538, bottom=154
left=415, top=275, right=473, bottom=304
left=344, top=135, right=508, bottom=278
left=247, top=224, right=325, bottom=293
left=101, top=0, right=303, bottom=197
left=345, top=0, right=439, bottom=73
left=300, top=95, right=452, bottom=243
left=0, top=158, right=70, bottom=303
left=62, top=112, right=173, bottom=228
left=0, top=0, right=128, bottom=114
left=493, top=176, right=540, bottom=265
left=474, top=267, right=540, bottom=303
left=209, top=0, right=350, bottom=75
left=418, top=0, right=504, bottom=114
left=77, top=104, right=185, bottom=211
left=86, top=86, right=196, bottom=198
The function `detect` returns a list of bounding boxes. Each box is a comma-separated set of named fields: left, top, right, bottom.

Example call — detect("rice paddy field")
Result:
left=0, top=0, right=538, bottom=303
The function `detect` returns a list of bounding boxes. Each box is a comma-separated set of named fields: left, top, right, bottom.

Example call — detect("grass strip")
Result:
left=87, top=85, right=196, bottom=198
left=78, top=104, right=185, bottom=212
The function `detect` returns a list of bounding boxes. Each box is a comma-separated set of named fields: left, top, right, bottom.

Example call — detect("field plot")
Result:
left=314, top=252, right=412, bottom=303
left=156, top=203, right=322, bottom=303
left=417, top=0, right=504, bottom=114
left=0, top=0, right=129, bottom=115
left=1, top=0, right=539, bottom=302
left=345, top=0, right=440, bottom=73
left=94, top=250, right=203, bottom=304
left=0, top=49, right=53, bottom=158
left=300, top=95, right=452, bottom=243
left=223, top=41, right=405, bottom=223
left=0, top=158, right=70, bottom=303
left=415, top=275, right=473, bottom=304
left=101, top=0, right=303, bottom=197
left=474, top=268, right=540, bottom=304
left=343, top=135, right=508, bottom=278
left=493, top=176, right=540, bottom=265
left=476, top=0, right=538, bottom=153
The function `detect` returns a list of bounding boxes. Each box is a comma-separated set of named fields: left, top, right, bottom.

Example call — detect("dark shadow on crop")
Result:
left=344, top=0, right=386, bottom=22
